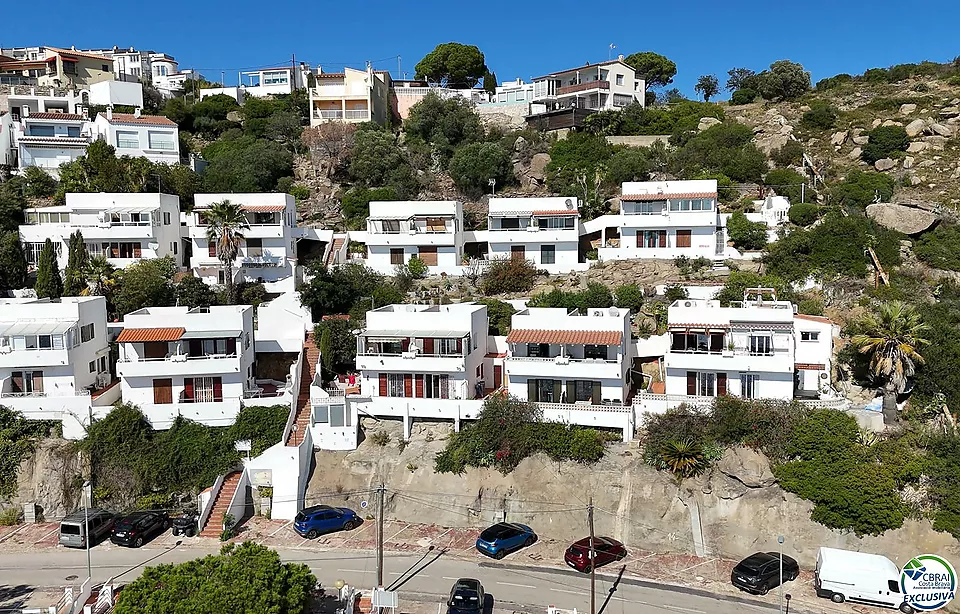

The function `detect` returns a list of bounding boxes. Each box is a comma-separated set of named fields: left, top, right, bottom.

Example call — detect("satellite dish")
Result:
left=608, top=306, right=618, bottom=317
left=564, top=198, right=573, bottom=209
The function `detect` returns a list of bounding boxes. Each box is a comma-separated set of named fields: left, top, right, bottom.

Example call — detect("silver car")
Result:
left=59, top=508, right=115, bottom=549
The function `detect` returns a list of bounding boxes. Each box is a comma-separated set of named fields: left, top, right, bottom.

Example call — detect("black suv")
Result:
left=731, top=552, right=800, bottom=594
left=447, top=578, right=485, bottom=614
left=110, top=511, right=170, bottom=548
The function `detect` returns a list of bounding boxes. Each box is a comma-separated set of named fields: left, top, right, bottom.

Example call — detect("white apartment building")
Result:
left=115, top=305, right=256, bottom=429
left=310, top=67, right=392, bottom=126
left=662, top=289, right=834, bottom=404
left=0, top=296, right=118, bottom=439
left=505, top=306, right=633, bottom=405
left=481, top=197, right=586, bottom=273
left=531, top=59, right=645, bottom=112
left=240, top=65, right=309, bottom=97
left=187, top=193, right=299, bottom=291
left=0, top=86, right=87, bottom=119
left=589, top=179, right=723, bottom=261
left=14, top=112, right=92, bottom=176
left=492, top=79, right=536, bottom=104
left=93, top=109, right=179, bottom=165
left=20, top=192, right=183, bottom=271
left=362, top=200, right=463, bottom=275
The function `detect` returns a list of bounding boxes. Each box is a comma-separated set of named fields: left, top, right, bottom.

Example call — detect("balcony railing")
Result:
left=508, top=355, right=617, bottom=364
left=314, top=110, right=343, bottom=119
left=1, top=389, right=91, bottom=398
left=118, top=353, right=237, bottom=363
left=344, top=109, right=369, bottom=120
left=557, top=80, right=610, bottom=95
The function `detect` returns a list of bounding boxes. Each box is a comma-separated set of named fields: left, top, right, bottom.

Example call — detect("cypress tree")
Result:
left=63, top=230, right=89, bottom=296
left=0, top=232, right=27, bottom=293
left=34, top=238, right=63, bottom=299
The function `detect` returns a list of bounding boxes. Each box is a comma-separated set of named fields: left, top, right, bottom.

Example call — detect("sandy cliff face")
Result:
left=12, top=438, right=84, bottom=521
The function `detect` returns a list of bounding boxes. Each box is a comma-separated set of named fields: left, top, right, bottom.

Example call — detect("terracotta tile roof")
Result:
left=321, top=314, right=350, bottom=321
left=795, top=363, right=825, bottom=370
left=242, top=204, right=285, bottom=212
left=621, top=192, right=717, bottom=202
left=99, top=112, right=176, bottom=126
left=531, top=210, right=577, bottom=216
left=45, top=47, right=113, bottom=61
left=316, top=73, right=346, bottom=78
left=485, top=352, right=507, bottom=358
left=794, top=314, right=833, bottom=324
left=25, top=112, right=86, bottom=121
left=668, top=323, right=730, bottom=329
left=116, top=327, right=185, bottom=343
left=16, top=136, right=89, bottom=145
left=506, top=329, right=622, bottom=346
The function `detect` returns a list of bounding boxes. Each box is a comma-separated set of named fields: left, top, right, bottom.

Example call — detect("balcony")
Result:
left=117, top=353, right=241, bottom=378
left=355, top=353, right=466, bottom=374
left=0, top=347, right=70, bottom=368
left=314, top=110, right=343, bottom=120
left=241, top=253, right=284, bottom=267
left=345, top=109, right=369, bottom=120
left=557, top=80, right=609, bottom=96
left=665, top=347, right=793, bottom=373
left=506, top=355, right=623, bottom=380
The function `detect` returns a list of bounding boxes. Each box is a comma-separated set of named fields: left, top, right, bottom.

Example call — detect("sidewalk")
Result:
left=0, top=516, right=886, bottom=614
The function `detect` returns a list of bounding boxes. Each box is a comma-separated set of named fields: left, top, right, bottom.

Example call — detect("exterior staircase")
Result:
left=324, top=237, right=345, bottom=267
left=286, top=334, right=317, bottom=447
left=199, top=471, right=242, bottom=538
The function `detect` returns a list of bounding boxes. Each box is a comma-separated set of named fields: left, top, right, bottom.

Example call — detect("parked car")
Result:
left=293, top=505, right=360, bottom=539
left=475, top=522, right=536, bottom=559
left=447, top=578, right=485, bottom=614
left=59, top=508, right=115, bottom=549
left=731, top=552, right=800, bottom=595
left=110, top=511, right=170, bottom=548
left=563, top=536, right=627, bottom=573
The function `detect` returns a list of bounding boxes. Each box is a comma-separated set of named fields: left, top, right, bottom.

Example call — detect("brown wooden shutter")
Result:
left=133, top=243, right=142, bottom=257
left=418, top=246, right=438, bottom=266
left=403, top=374, right=412, bottom=398
left=423, top=338, right=435, bottom=355
left=717, top=373, right=727, bottom=397
left=183, top=377, right=194, bottom=400
left=378, top=374, right=387, bottom=396
left=208, top=242, right=217, bottom=257
left=636, top=230, right=644, bottom=247
left=566, top=381, right=576, bottom=404
left=415, top=374, right=424, bottom=398
left=658, top=231, right=667, bottom=248
left=213, top=377, right=223, bottom=402
left=709, top=333, right=724, bottom=353
left=32, top=372, right=43, bottom=393
left=528, top=379, right=537, bottom=402
left=11, top=372, right=22, bottom=393
left=153, top=378, right=172, bottom=404
left=592, top=381, right=602, bottom=404
left=553, top=380, right=561, bottom=402
left=401, top=338, right=410, bottom=352
left=226, top=338, right=236, bottom=355
left=111, top=243, right=120, bottom=258
left=686, top=372, right=697, bottom=395
left=676, top=230, right=692, bottom=248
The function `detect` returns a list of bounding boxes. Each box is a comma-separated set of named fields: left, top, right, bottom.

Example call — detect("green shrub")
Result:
left=0, top=407, right=57, bottom=499
left=863, top=68, right=890, bottom=83
left=709, top=397, right=806, bottom=462
left=730, top=89, right=757, bottom=105
left=714, top=271, right=797, bottom=306
left=797, top=298, right=825, bottom=316
left=800, top=102, right=838, bottom=130
left=765, top=168, right=812, bottom=204
left=673, top=123, right=767, bottom=183
left=664, top=284, right=688, bottom=302
left=726, top=211, right=768, bottom=251
left=787, top=202, right=819, bottom=226
left=288, top=184, right=310, bottom=202
left=0, top=507, right=21, bottom=526
left=23, top=166, right=57, bottom=198
left=477, top=299, right=516, bottom=336
left=771, top=140, right=803, bottom=167
left=948, top=76, right=960, bottom=87
left=405, top=256, right=429, bottom=279
left=815, top=74, right=853, bottom=90
left=370, top=431, right=391, bottom=446
left=448, top=141, right=513, bottom=197
left=481, top=257, right=538, bottom=295
left=831, top=170, right=896, bottom=208
left=614, top=284, right=645, bottom=313
left=914, top=225, right=960, bottom=271
left=861, top=126, right=910, bottom=164
left=528, top=283, right=613, bottom=311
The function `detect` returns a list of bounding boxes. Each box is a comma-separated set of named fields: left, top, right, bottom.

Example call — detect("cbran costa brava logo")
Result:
left=900, top=554, right=957, bottom=611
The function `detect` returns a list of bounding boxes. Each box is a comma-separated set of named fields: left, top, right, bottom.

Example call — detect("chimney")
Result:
left=134, top=107, right=141, bottom=119
left=106, top=106, right=112, bottom=120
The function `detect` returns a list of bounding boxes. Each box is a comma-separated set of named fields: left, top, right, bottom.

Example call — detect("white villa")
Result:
left=479, top=197, right=587, bottom=273
left=359, top=200, right=464, bottom=276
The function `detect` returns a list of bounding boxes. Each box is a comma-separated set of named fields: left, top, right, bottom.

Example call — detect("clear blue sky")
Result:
left=10, top=0, right=960, bottom=95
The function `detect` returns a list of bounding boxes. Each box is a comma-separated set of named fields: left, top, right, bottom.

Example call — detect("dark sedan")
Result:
left=731, top=551, right=800, bottom=594
left=564, top=536, right=627, bottom=573
left=110, top=511, right=170, bottom=548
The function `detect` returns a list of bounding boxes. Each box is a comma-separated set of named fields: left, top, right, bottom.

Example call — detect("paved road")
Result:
left=0, top=545, right=793, bottom=614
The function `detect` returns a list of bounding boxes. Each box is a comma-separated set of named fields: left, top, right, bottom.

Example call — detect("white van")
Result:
left=815, top=547, right=914, bottom=614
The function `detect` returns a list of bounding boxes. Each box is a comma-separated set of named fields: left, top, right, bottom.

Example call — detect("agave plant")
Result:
left=659, top=439, right=709, bottom=479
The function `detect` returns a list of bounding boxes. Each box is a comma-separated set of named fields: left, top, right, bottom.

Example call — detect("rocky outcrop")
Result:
left=515, top=152, right=551, bottom=190
left=899, top=103, right=917, bottom=115
left=716, top=447, right=777, bottom=488
left=874, top=158, right=896, bottom=171
left=866, top=203, right=939, bottom=235
left=698, top=117, right=721, bottom=131
left=13, top=438, right=85, bottom=521
left=905, top=119, right=927, bottom=137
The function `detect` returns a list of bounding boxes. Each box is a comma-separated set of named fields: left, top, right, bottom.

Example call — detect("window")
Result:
left=686, top=371, right=716, bottom=397
left=537, top=216, right=576, bottom=229
left=380, top=220, right=402, bottom=233
left=28, top=125, right=55, bottom=137
left=800, top=331, right=819, bottom=342
left=742, top=373, right=759, bottom=399
left=425, top=217, right=447, bottom=232
left=387, top=373, right=405, bottom=397
left=27, top=211, right=70, bottom=224
left=80, top=323, right=95, bottom=343
left=438, top=338, right=460, bottom=356
left=116, top=131, right=139, bottom=149
left=537, top=378, right=556, bottom=402
left=423, top=374, right=449, bottom=399
left=616, top=75, right=624, bottom=86
left=389, top=248, right=404, bottom=265
left=202, top=339, right=229, bottom=355
left=218, top=270, right=226, bottom=285
left=163, top=211, right=171, bottom=225
left=632, top=201, right=662, bottom=215
left=675, top=230, right=692, bottom=248
left=574, top=380, right=596, bottom=402
left=527, top=343, right=550, bottom=358
left=171, top=242, right=178, bottom=255
left=262, top=71, right=288, bottom=85
left=105, top=242, right=139, bottom=258
left=888, top=581, right=901, bottom=594
left=540, top=245, right=555, bottom=265
left=193, top=377, right=222, bottom=403
left=246, top=238, right=263, bottom=256
left=24, top=243, right=46, bottom=265
left=749, top=334, right=773, bottom=356
left=85, top=243, right=105, bottom=259
left=67, top=126, right=80, bottom=137
left=584, top=344, right=607, bottom=360
left=101, top=64, right=109, bottom=72
left=98, top=356, right=107, bottom=372
left=641, top=230, right=667, bottom=248
left=253, top=212, right=277, bottom=225
left=147, top=131, right=175, bottom=150
left=499, top=217, right=521, bottom=230
left=14, top=371, right=43, bottom=394
left=89, top=360, right=96, bottom=373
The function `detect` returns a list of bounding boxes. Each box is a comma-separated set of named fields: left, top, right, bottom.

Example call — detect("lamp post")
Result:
left=778, top=535, right=785, bottom=614
left=83, top=480, right=92, bottom=582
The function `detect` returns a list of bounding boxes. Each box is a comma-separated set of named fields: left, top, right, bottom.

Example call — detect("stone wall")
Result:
left=12, top=438, right=86, bottom=521
left=476, top=103, right=530, bottom=130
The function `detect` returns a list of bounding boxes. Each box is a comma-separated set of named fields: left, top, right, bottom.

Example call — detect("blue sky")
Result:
left=13, top=0, right=960, bottom=96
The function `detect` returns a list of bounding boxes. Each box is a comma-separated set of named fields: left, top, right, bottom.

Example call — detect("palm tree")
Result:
left=851, top=301, right=930, bottom=426
left=82, top=256, right=118, bottom=297
left=205, top=200, right=249, bottom=304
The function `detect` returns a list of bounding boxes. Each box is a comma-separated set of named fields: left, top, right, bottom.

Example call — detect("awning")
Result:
left=506, top=329, right=622, bottom=346
left=369, top=215, right=414, bottom=221
left=116, top=327, right=185, bottom=343
left=109, top=206, right=159, bottom=215
left=0, top=320, right=76, bottom=336
left=180, top=329, right=242, bottom=339
left=241, top=204, right=285, bottom=213
left=363, top=329, right=468, bottom=340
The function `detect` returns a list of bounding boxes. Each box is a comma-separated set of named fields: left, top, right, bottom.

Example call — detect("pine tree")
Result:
left=34, top=238, right=63, bottom=299
left=318, top=327, right=333, bottom=383
left=0, top=231, right=27, bottom=293
left=63, top=231, right=89, bottom=296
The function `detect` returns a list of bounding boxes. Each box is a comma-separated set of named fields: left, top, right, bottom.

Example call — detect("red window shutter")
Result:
left=717, top=373, right=727, bottom=396
left=423, top=338, right=434, bottom=355
left=32, top=372, right=43, bottom=393
left=403, top=374, right=413, bottom=398
left=415, top=374, right=424, bottom=398
left=133, top=243, right=142, bottom=258
left=11, top=372, right=23, bottom=393
left=686, top=372, right=697, bottom=396
left=208, top=242, right=217, bottom=257
left=213, top=377, right=223, bottom=402
left=226, top=338, right=237, bottom=355
left=658, top=231, right=667, bottom=248
left=456, top=338, right=463, bottom=354
left=401, top=338, right=410, bottom=352
left=111, top=244, right=119, bottom=258
left=184, top=377, right=194, bottom=400
left=378, top=374, right=387, bottom=396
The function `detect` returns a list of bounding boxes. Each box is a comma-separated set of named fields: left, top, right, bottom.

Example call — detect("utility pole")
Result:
left=291, top=53, right=297, bottom=89
left=376, top=483, right=385, bottom=588
left=589, top=497, right=596, bottom=614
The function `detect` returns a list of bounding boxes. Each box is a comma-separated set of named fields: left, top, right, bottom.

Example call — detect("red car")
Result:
left=563, top=537, right=627, bottom=573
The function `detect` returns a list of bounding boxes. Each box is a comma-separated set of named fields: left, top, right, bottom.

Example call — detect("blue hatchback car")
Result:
left=293, top=505, right=360, bottom=539
left=475, top=522, right=537, bottom=559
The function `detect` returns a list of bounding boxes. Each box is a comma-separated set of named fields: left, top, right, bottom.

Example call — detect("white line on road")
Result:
left=443, top=576, right=461, bottom=580
left=497, top=581, right=538, bottom=589
left=338, top=568, right=371, bottom=573
left=549, top=588, right=587, bottom=596
left=388, top=571, right=431, bottom=578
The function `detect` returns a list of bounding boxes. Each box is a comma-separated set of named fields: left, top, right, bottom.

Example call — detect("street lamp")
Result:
left=83, top=480, right=92, bottom=582
left=778, top=535, right=785, bottom=614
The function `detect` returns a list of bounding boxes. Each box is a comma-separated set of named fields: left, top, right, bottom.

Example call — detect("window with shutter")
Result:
left=378, top=374, right=387, bottom=396
left=208, top=242, right=217, bottom=257
left=415, top=374, right=424, bottom=398
left=686, top=372, right=697, bottom=396
left=226, top=338, right=237, bottom=355
left=213, top=377, right=223, bottom=402
left=676, top=230, right=692, bottom=248
left=423, top=338, right=435, bottom=355
left=717, top=373, right=727, bottom=396
left=658, top=231, right=667, bottom=248
left=133, top=243, right=141, bottom=257
left=403, top=374, right=413, bottom=398
left=528, top=379, right=538, bottom=402
left=183, top=377, right=194, bottom=400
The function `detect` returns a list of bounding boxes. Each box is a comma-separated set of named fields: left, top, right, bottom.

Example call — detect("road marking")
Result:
left=549, top=588, right=587, bottom=596
left=269, top=521, right=292, bottom=537
left=338, top=568, right=370, bottom=573
left=388, top=572, right=430, bottom=578
left=442, top=577, right=461, bottom=581
left=497, top=581, right=537, bottom=589
left=604, top=596, right=705, bottom=614
left=663, top=606, right=706, bottom=614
